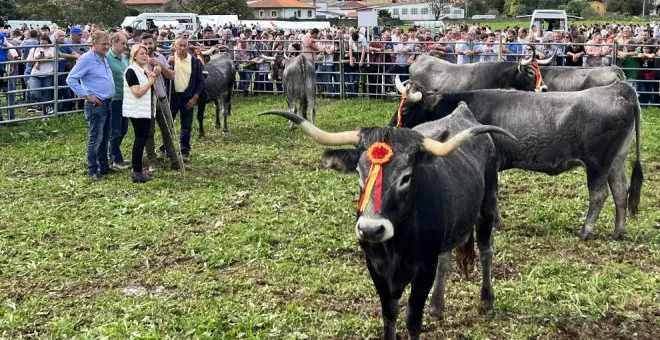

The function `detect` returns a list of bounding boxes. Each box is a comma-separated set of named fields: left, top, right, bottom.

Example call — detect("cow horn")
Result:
left=535, top=49, right=556, bottom=65
left=259, top=110, right=359, bottom=146
left=520, top=44, right=536, bottom=66
left=261, top=55, right=276, bottom=61
left=421, top=125, right=517, bottom=157
left=407, top=88, right=423, bottom=103
left=395, top=75, right=407, bottom=95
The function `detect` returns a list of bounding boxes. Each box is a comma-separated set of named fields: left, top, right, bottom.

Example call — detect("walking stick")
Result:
left=157, top=97, right=186, bottom=174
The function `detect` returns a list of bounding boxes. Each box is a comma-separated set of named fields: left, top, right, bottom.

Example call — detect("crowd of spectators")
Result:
left=3, top=20, right=660, bottom=124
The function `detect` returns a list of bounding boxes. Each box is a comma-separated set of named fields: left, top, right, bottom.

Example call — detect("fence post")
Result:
left=53, top=41, right=59, bottom=116
left=611, top=41, right=618, bottom=66
left=339, top=36, right=345, bottom=100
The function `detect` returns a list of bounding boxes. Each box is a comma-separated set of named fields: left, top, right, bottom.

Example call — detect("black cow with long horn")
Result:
left=260, top=104, right=516, bottom=340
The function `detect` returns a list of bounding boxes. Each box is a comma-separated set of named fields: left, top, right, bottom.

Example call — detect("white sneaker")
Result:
left=46, top=107, right=54, bottom=115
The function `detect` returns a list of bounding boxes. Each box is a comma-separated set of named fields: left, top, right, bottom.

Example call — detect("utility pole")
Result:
left=642, top=0, right=646, bottom=18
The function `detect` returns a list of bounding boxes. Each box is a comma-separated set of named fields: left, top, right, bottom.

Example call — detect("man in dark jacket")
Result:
left=170, top=37, right=204, bottom=163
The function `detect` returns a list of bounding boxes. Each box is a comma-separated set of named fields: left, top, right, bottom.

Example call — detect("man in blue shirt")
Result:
left=21, top=30, right=39, bottom=109
left=66, top=31, right=115, bottom=180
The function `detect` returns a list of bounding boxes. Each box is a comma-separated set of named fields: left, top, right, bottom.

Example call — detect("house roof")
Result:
left=346, top=11, right=358, bottom=18
left=335, top=1, right=367, bottom=8
left=249, top=0, right=317, bottom=9
left=124, top=0, right=167, bottom=4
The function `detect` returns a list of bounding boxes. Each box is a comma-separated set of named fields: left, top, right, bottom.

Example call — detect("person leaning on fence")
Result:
left=140, top=33, right=181, bottom=172
left=123, top=43, right=157, bottom=183
left=348, top=31, right=367, bottom=96
left=27, top=34, right=56, bottom=116
left=617, top=26, right=640, bottom=86
left=585, top=32, right=610, bottom=67
left=637, top=41, right=658, bottom=104
left=53, top=30, right=79, bottom=113
left=564, top=35, right=585, bottom=67
left=106, top=32, right=130, bottom=170
left=386, top=33, right=413, bottom=89
left=66, top=31, right=115, bottom=181
left=169, top=37, right=204, bottom=165
left=20, top=30, right=39, bottom=113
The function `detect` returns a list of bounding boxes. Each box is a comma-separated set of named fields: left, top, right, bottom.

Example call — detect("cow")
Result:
left=259, top=104, right=516, bottom=340
left=261, top=54, right=317, bottom=129
left=197, top=52, right=235, bottom=137
left=408, top=48, right=554, bottom=93
left=386, top=79, right=642, bottom=241
left=539, top=66, right=626, bottom=91
left=409, top=52, right=624, bottom=93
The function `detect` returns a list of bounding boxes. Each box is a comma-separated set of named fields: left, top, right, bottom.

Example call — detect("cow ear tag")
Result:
left=358, top=143, right=394, bottom=213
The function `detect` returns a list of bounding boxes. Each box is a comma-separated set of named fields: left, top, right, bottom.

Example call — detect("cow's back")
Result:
left=542, top=66, right=624, bottom=91
left=204, top=56, right=235, bottom=98
left=411, top=104, right=496, bottom=251
left=283, top=55, right=316, bottom=99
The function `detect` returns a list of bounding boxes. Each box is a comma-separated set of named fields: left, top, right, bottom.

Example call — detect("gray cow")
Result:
left=197, top=53, right=235, bottom=136
left=408, top=50, right=554, bottom=94
left=262, top=54, right=316, bottom=129
left=393, top=80, right=643, bottom=240
left=260, top=105, right=515, bottom=340
left=540, top=66, right=626, bottom=91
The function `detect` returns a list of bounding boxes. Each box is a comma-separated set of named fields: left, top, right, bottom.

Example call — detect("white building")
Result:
left=248, top=0, right=317, bottom=20
left=369, top=3, right=465, bottom=21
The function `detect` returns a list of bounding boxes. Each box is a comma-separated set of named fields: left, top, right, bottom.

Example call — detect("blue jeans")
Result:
left=170, top=94, right=194, bottom=156
left=638, top=80, right=658, bottom=104
left=85, top=100, right=112, bottom=175
left=318, top=65, right=336, bottom=95
left=239, top=71, right=251, bottom=92
left=24, top=68, right=32, bottom=103
left=58, top=74, right=73, bottom=112
left=110, top=100, right=129, bottom=163
left=385, top=65, right=409, bottom=86
left=0, top=78, right=16, bottom=121
left=29, top=76, right=54, bottom=112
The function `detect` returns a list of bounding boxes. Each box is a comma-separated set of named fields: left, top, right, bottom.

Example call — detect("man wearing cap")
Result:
left=66, top=31, right=115, bottom=180
left=69, top=26, right=88, bottom=55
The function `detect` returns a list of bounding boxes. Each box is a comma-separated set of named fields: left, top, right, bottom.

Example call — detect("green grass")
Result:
left=1, top=96, right=659, bottom=338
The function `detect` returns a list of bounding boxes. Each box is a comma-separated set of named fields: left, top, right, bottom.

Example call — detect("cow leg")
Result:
left=222, top=90, right=231, bottom=133
left=300, top=97, right=308, bottom=121
left=476, top=225, right=494, bottom=312
left=429, top=251, right=451, bottom=319
left=197, top=101, right=206, bottom=138
left=608, top=160, right=628, bottom=240
left=287, top=97, right=296, bottom=130
left=406, top=265, right=436, bottom=340
left=213, top=98, right=221, bottom=130
left=308, top=94, right=316, bottom=125
left=579, top=168, right=610, bottom=241
left=366, top=260, right=398, bottom=340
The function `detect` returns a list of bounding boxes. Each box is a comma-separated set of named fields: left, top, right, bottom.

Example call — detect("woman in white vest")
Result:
left=123, top=43, right=158, bottom=183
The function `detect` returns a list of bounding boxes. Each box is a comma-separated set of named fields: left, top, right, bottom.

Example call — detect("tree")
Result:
left=0, top=0, right=20, bottom=21
left=429, top=0, right=456, bottom=21
left=504, top=0, right=526, bottom=16
left=378, top=9, right=391, bottom=19
left=560, top=0, right=590, bottom=16
left=190, top=0, right=253, bottom=19
left=18, top=0, right=130, bottom=27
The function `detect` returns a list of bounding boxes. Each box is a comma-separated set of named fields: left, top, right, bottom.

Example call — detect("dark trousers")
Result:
left=58, top=74, right=73, bottom=112
left=130, top=118, right=151, bottom=172
left=386, top=65, right=410, bottom=88
left=367, top=64, right=381, bottom=95
left=256, top=72, right=272, bottom=94
left=170, top=94, right=194, bottom=156
left=148, top=97, right=178, bottom=167
left=110, top=100, right=129, bottom=163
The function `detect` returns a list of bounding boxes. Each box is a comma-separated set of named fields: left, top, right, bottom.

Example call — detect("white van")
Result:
left=518, top=10, right=581, bottom=33
left=412, top=21, right=445, bottom=36
left=129, top=13, right=201, bottom=35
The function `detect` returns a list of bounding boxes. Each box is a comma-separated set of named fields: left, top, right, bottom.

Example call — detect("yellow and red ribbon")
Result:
left=396, top=93, right=407, bottom=127
left=358, top=143, right=394, bottom=213
left=531, top=60, right=543, bottom=91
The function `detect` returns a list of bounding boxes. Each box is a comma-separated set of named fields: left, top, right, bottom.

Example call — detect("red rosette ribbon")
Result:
left=358, top=143, right=394, bottom=213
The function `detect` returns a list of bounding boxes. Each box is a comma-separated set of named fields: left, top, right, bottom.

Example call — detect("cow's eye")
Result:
left=527, top=68, right=536, bottom=77
left=398, top=173, right=412, bottom=190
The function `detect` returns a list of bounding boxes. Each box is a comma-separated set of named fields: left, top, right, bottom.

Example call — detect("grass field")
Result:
left=0, top=96, right=658, bottom=339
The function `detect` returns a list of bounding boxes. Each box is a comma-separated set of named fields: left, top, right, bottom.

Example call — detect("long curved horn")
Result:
left=261, top=54, right=276, bottom=61
left=395, top=75, right=407, bottom=95
left=407, top=87, right=423, bottom=103
left=535, top=49, right=556, bottom=65
left=520, top=44, right=536, bottom=66
left=259, top=110, right=359, bottom=146
left=421, top=125, right=517, bottom=157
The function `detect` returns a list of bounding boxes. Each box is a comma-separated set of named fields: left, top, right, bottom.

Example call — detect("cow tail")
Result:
left=299, top=55, right=307, bottom=90
left=455, top=230, right=475, bottom=280
left=628, top=101, right=643, bottom=216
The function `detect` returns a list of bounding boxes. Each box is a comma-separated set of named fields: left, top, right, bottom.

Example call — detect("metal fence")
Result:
left=2, top=38, right=660, bottom=125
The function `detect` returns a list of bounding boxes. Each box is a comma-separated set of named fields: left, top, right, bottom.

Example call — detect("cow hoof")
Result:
left=478, top=300, right=494, bottom=314
left=222, top=129, right=228, bottom=134
left=578, top=231, right=593, bottom=242
left=428, top=306, right=444, bottom=320
left=613, top=231, right=626, bottom=241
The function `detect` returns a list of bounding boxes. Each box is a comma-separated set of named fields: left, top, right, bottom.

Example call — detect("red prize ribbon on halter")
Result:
left=396, top=93, right=407, bottom=127
left=531, top=60, right=543, bottom=91
left=358, top=143, right=394, bottom=213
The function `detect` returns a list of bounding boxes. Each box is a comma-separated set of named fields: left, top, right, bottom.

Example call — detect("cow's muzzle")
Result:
left=536, top=85, right=548, bottom=92
left=356, top=216, right=394, bottom=243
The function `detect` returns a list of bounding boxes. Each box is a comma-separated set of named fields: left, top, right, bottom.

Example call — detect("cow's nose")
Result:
left=538, top=85, right=548, bottom=92
left=356, top=216, right=394, bottom=242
